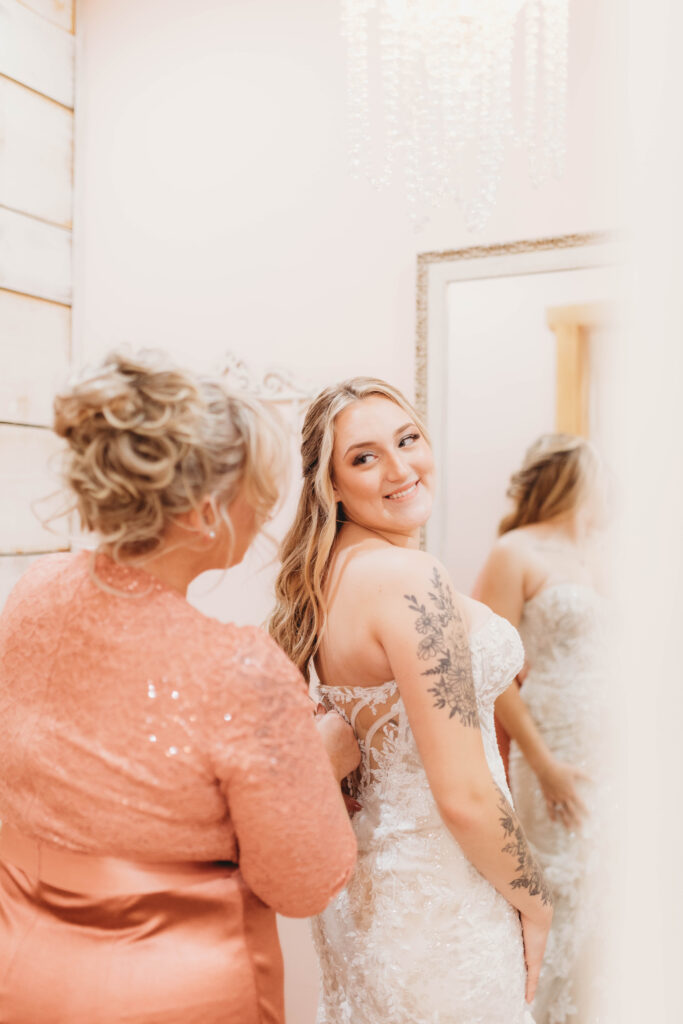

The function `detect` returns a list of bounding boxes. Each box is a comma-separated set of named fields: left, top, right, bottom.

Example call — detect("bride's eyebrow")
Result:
left=343, top=423, right=415, bottom=458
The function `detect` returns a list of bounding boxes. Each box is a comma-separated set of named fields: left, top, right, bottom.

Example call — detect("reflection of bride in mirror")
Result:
left=474, top=434, right=610, bottom=1024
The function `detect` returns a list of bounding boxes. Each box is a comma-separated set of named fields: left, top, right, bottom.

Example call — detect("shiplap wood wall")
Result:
left=0, top=0, right=74, bottom=607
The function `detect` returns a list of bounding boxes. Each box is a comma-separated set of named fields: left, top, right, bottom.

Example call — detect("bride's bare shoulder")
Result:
left=343, top=543, right=465, bottom=604
left=339, top=545, right=487, bottom=649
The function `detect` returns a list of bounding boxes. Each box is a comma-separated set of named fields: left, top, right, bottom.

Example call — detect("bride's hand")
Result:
left=314, top=705, right=361, bottom=783
left=537, top=756, right=590, bottom=829
left=520, top=910, right=552, bottom=1005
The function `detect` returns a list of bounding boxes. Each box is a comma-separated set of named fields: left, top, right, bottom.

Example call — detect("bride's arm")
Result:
left=474, top=541, right=588, bottom=828
left=367, top=549, right=553, bottom=928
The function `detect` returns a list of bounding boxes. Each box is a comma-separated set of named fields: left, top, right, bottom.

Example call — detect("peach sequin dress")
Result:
left=0, top=552, right=356, bottom=1024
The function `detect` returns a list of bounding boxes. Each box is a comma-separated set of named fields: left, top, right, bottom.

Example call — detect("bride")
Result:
left=270, top=378, right=552, bottom=1024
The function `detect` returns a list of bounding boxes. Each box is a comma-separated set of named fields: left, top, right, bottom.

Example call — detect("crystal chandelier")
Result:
left=342, top=0, right=569, bottom=229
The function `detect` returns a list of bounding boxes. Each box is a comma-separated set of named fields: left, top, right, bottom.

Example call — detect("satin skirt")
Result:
left=0, top=824, right=284, bottom=1024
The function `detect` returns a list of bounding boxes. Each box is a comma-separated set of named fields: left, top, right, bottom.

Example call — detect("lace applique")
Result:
left=510, top=583, right=611, bottom=1024
left=469, top=614, right=525, bottom=705
left=318, top=682, right=400, bottom=801
left=313, top=615, right=533, bottom=1024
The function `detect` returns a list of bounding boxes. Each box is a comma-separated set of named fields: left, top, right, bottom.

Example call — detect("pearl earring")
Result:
left=208, top=530, right=216, bottom=540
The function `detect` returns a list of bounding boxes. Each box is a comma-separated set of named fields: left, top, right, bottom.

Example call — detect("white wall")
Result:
left=74, top=0, right=618, bottom=385
left=72, top=1, right=619, bottom=1020
left=609, top=2, right=683, bottom=1018
left=73, top=0, right=418, bottom=393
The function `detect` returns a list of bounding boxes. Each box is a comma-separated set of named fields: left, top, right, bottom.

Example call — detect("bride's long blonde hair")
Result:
left=269, top=377, right=429, bottom=681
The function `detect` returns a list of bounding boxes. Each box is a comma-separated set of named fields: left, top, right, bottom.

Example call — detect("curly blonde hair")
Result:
left=269, top=377, right=429, bottom=681
left=53, top=349, right=286, bottom=560
left=498, top=433, right=599, bottom=536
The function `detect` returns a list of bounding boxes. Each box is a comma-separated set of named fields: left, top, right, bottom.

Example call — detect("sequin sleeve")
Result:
left=206, top=626, right=357, bottom=918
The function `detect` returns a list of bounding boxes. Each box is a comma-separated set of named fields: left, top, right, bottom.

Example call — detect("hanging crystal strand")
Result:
left=489, top=13, right=509, bottom=228
left=434, top=2, right=456, bottom=205
left=420, top=6, right=440, bottom=213
left=402, top=11, right=425, bottom=215
left=539, top=0, right=559, bottom=183
left=546, top=0, right=569, bottom=177
left=343, top=0, right=373, bottom=179
left=497, top=3, right=516, bottom=140
left=466, top=13, right=496, bottom=230
left=422, top=2, right=445, bottom=208
left=457, top=15, right=477, bottom=213
left=421, top=3, right=438, bottom=205
left=441, top=9, right=460, bottom=204
left=482, top=10, right=516, bottom=225
left=523, top=0, right=542, bottom=186
left=472, top=4, right=513, bottom=229
left=464, top=15, right=485, bottom=228
left=456, top=12, right=477, bottom=211
left=377, top=0, right=401, bottom=188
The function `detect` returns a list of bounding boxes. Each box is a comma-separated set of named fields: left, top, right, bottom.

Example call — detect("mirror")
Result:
left=415, top=231, right=620, bottom=590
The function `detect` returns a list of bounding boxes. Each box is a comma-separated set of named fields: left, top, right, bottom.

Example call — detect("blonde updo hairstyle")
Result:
left=53, top=349, right=286, bottom=561
left=270, top=376, right=429, bottom=681
left=498, top=433, right=599, bottom=536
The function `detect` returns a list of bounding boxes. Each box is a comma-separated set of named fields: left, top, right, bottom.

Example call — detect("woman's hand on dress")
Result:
left=537, top=756, right=590, bottom=829
left=520, top=909, right=552, bottom=1005
left=342, top=793, right=363, bottom=818
left=314, top=706, right=361, bottom=783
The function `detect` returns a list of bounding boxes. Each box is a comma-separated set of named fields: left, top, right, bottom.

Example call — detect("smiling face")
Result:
left=330, top=395, right=435, bottom=545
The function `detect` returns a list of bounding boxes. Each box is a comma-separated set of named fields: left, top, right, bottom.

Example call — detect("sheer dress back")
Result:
left=313, top=613, right=535, bottom=1024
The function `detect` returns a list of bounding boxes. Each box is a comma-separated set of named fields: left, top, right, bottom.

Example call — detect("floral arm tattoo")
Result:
left=404, top=567, right=479, bottom=728
left=405, top=569, right=552, bottom=907
left=497, top=786, right=553, bottom=906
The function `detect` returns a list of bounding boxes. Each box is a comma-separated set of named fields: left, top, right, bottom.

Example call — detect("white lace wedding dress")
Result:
left=509, top=582, right=608, bottom=1024
left=312, top=613, right=535, bottom=1024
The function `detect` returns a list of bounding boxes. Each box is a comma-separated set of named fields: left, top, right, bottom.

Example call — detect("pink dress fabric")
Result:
left=0, top=552, right=356, bottom=1024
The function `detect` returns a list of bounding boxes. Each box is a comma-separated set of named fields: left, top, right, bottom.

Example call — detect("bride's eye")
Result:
left=352, top=451, right=376, bottom=466
left=399, top=433, right=420, bottom=448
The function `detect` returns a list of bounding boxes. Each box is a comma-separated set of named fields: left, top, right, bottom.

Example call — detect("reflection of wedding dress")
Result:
left=509, top=583, right=608, bottom=1024
left=313, top=614, right=534, bottom=1024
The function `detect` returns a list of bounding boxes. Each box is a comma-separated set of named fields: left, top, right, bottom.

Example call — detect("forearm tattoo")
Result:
left=496, top=786, right=553, bottom=906
left=404, top=568, right=479, bottom=728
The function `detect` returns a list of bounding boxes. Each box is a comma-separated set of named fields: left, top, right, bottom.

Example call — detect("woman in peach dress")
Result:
left=0, top=351, right=358, bottom=1024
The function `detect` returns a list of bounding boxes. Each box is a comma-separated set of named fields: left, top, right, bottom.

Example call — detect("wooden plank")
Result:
left=15, top=0, right=73, bottom=33
left=0, top=1, right=74, bottom=108
left=0, top=77, right=73, bottom=227
left=0, top=424, right=70, bottom=553
left=0, top=290, right=70, bottom=425
left=0, top=207, right=71, bottom=303
left=0, top=553, right=42, bottom=612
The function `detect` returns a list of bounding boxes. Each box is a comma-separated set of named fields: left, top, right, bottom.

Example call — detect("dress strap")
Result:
left=364, top=708, right=400, bottom=751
